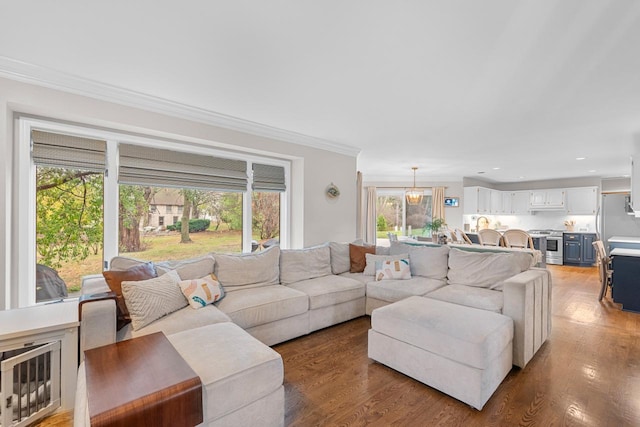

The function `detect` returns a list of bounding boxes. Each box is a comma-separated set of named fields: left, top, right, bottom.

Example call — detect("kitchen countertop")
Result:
left=608, top=236, right=640, bottom=244
left=610, top=248, right=640, bottom=257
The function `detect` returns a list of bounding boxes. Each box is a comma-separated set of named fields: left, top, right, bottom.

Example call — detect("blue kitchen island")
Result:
left=610, top=247, right=640, bottom=313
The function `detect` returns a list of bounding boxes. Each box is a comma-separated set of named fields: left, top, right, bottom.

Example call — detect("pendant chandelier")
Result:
left=406, top=167, right=423, bottom=205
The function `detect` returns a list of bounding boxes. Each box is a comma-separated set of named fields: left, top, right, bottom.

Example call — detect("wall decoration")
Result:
left=326, top=183, right=340, bottom=199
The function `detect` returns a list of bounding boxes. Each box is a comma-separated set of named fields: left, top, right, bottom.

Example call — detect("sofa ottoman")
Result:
left=368, top=296, right=513, bottom=410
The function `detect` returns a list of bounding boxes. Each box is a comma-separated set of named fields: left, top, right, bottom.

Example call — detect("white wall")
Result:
left=0, top=77, right=358, bottom=307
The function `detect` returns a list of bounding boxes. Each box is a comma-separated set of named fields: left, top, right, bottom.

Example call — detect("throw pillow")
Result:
left=349, top=243, right=375, bottom=273
left=363, top=253, right=409, bottom=276
left=375, top=258, right=412, bottom=281
left=103, top=262, right=157, bottom=329
left=121, top=270, right=186, bottom=331
left=179, top=274, right=225, bottom=309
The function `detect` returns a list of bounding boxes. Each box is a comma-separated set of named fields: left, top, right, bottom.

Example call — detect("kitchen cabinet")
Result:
left=611, top=248, right=640, bottom=312
left=530, top=189, right=565, bottom=210
left=464, top=186, right=491, bottom=214
left=490, top=189, right=502, bottom=214
left=566, top=187, right=598, bottom=214
left=631, top=156, right=640, bottom=213
left=510, top=191, right=530, bottom=214
left=563, top=232, right=597, bottom=266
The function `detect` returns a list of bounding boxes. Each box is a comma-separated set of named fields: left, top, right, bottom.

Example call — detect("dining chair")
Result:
left=454, top=228, right=473, bottom=244
left=592, top=240, right=612, bottom=301
left=502, top=229, right=534, bottom=249
left=478, top=229, right=503, bottom=246
left=387, top=232, right=398, bottom=242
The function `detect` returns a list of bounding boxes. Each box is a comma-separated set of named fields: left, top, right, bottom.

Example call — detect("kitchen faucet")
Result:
left=476, top=216, right=489, bottom=231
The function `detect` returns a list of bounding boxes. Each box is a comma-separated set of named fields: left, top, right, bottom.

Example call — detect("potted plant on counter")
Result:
left=424, top=218, right=446, bottom=243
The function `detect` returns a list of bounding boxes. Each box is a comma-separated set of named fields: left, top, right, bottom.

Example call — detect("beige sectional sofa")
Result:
left=75, top=240, right=551, bottom=425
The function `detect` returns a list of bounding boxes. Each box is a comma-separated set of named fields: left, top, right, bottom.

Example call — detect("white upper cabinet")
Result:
left=490, top=189, right=503, bottom=214
left=500, top=191, right=512, bottom=214
left=566, top=187, right=599, bottom=214
left=510, top=191, right=530, bottom=214
left=464, top=186, right=491, bottom=214
left=529, top=189, right=565, bottom=210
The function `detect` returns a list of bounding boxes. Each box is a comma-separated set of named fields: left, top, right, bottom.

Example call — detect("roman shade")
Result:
left=31, top=130, right=106, bottom=172
left=252, top=163, right=286, bottom=192
left=119, top=144, right=248, bottom=191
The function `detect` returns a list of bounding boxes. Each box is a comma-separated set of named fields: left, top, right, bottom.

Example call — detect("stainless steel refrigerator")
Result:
left=597, top=192, right=640, bottom=253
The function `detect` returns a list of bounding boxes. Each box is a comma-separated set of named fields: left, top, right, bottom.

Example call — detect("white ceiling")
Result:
left=1, top=1, right=640, bottom=183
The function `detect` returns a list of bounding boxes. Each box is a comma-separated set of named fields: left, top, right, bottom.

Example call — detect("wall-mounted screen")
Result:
left=444, top=197, right=459, bottom=207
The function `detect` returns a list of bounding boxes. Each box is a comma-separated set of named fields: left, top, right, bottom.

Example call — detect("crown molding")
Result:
left=0, top=56, right=361, bottom=157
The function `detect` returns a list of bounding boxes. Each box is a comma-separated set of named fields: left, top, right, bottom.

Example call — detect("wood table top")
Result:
left=84, top=332, right=202, bottom=427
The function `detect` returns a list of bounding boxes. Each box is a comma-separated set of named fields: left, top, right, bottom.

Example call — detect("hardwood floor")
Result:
left=275, top=265, right=640, bottom=426
left=38, top=265, right=640, bottom=426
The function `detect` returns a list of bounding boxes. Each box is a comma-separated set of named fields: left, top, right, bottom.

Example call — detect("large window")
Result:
left=16, top=119, right=289, bottom=307
left=376, top=189, right=433, bottom=238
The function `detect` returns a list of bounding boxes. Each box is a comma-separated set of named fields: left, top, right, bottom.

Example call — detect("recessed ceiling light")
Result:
left=588, top=170, right=597, bottom=173
left=492, top=167, right=501, bottom=170
left=519, top=176, right=525, bottom=179
left=576, top=157, right=586, bottom=161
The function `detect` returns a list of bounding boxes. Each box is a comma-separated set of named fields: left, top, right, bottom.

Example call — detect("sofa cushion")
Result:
left=349, top=243, right=376, bottom=273
left=167, top=322, right=283, bottom=423
left=179, top=274, right=225, bottom=309
left=121, top=270, right=187, bottom=331
left=117, top=304, right=231, bottom=341
left=215, top=285, right=309, bottom=329
left=329, top=242, right=351, bottom=275
left=214, top=246, right=280, bottom=291
left=366, top=277, right=447, bottom=303
left=363, top=253, right=409, bottom=276
left=280, top=245, right=332, bottom=285
left=425, top=284, right=504, bottom=313
left=103, top=262, right=157, bottom=328
left=390, top=242, right=449, bottom=280
left=338, top=271, right=370, bottom=285
left=447, top=248, right=520, bottom=289
left=287, top=275, right=365, bottom=309
left=156, top=254, right=216, bottom=280
left=375, top=258, right=411, bottom=281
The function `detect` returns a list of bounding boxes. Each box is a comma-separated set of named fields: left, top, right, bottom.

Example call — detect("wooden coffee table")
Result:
left=84, top=332, right=202, bottom=427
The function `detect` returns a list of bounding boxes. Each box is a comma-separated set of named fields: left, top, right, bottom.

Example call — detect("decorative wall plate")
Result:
left=326, top=183, right=340, bottom=199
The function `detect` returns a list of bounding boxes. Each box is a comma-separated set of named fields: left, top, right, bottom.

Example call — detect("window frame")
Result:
left=15, top=117, right=290, bottom=308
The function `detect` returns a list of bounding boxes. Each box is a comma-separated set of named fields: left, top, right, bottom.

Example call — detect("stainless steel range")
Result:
left=528, top=230, right=564, bottom=265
